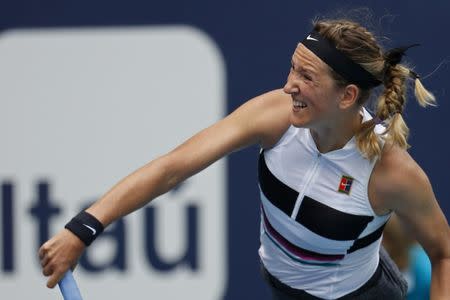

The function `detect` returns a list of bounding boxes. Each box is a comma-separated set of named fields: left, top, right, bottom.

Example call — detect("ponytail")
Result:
left=312, top=19, right=436, bottom=160
left=355, top=65, right=436, bottom=160
left=414, top=77, right=436, bottom=107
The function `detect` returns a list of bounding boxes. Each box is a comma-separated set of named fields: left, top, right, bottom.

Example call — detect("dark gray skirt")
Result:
left=261, top=247, right=408, bottom=300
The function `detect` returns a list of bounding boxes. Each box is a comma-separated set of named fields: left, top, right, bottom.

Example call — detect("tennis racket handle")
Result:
left=58, top=270, right=83, bottom=300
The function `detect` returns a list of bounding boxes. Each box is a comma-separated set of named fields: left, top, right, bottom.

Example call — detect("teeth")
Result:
left=293, top=100, right=307, bottom=108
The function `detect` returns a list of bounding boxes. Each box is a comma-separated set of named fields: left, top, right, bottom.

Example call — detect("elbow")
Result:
left=428, top=230, right=450, bottom=265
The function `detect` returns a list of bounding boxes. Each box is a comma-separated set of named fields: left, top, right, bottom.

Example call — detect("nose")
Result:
left=283, top=76, right=299, bottom=95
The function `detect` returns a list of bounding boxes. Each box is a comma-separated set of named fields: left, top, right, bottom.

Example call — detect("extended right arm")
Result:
left=39, top=89, right=292, bottom=288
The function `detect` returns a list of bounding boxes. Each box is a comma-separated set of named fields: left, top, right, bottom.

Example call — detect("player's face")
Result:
left=283, top=44, right=346, bottom=129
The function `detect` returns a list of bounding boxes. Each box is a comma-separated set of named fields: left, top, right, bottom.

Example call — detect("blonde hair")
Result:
left=314, top=19, right=436, bottom=160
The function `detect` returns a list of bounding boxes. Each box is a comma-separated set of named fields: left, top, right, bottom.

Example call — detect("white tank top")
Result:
left=258, top=108, right=390, bottom=299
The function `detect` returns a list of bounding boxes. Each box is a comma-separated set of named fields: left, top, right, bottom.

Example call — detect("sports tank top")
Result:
left=258, top=108, right=390, bottom=299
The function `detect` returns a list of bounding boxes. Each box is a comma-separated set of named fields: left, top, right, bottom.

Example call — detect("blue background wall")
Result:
left=1, top=1, right=449, bottom=299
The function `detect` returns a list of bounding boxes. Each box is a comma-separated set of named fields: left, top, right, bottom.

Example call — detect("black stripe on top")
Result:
left=296, top=196, right=374, bottom=241
left=261, top=206, right=345, bottom=261
left=347, top=221, right=387, bottom=253
left=258, top=151, right=299, bottom=217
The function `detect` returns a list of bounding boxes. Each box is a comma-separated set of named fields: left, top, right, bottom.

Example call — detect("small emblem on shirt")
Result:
left=338, top=175, right=353, bottom=195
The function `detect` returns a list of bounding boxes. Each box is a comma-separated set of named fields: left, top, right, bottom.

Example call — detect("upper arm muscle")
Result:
left=164, top=89, right=291, bottom=182
left=372, top=147, right=450, bottom=261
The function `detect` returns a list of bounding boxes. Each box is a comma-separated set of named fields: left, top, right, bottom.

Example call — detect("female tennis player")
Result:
left=39, top=18, right=450, bottom=299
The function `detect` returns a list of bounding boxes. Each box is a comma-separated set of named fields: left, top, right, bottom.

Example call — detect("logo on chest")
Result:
left=338, top=175, right=354, bottom=195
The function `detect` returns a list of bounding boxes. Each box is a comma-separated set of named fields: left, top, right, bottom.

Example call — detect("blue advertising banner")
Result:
left=1, top=1, right=449, bottom=299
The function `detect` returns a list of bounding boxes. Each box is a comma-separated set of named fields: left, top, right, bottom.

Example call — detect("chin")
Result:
left=290, top=114, right=311, bottom=128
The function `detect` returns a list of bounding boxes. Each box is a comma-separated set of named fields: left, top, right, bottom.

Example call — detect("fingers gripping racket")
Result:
left=58, top=271, right=83, bottom=300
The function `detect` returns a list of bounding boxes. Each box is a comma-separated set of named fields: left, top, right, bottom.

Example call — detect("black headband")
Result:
left=301, top=30, right=382, bottom=89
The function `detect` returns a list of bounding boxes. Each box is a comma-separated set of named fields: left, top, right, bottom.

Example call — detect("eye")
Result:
left=304, top=74, right=312, bottom=81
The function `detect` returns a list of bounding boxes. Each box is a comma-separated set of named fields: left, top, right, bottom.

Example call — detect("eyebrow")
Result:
left=291, top=59, right=318, bottom=76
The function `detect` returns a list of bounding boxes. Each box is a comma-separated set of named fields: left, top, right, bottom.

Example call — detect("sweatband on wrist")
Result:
left=65, top=211, right=104, bottom=246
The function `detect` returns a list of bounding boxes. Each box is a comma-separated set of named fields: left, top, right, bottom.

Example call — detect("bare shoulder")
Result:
left=369, top=143, right=432, bottom=214
left=231, top=88, right=292, bottom=148
left=370, top=145, right=450, bottom=264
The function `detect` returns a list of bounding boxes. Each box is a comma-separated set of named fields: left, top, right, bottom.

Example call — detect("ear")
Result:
left=339, top=84, right=359, bottom=109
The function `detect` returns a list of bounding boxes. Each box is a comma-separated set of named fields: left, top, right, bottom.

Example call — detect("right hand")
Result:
left=38, top=229, right=86, bottom=288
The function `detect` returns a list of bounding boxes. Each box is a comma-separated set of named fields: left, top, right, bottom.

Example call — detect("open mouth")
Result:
left=293, top=100, right=307, bottom=109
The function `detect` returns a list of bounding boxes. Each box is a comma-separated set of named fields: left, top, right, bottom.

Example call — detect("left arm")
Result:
left=374, top=146, right=450, bottom=300
left=394, top=179, right=450, bottom=300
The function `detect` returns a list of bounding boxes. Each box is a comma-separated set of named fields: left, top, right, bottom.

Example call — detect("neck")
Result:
left=310, top=110, right=362, bottom=153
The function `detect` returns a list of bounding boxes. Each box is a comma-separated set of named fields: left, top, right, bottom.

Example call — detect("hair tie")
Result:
left=384, top=44, right=420, bottom=66
left=409, top=70, right=420, bottom=80
left=372, top=111, right=402, bottom=125
left=372, top=116, right=384, bottom=125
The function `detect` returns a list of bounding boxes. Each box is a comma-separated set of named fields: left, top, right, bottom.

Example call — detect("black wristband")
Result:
left=65, top=211, right=104, bottom=246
